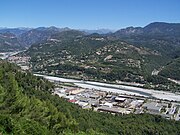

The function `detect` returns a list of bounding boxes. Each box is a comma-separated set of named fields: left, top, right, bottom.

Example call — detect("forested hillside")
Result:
left=18, top=27, right=70, bottom=46
left=112, top=22, right=180, bottom=57
left=0, top=33, right=24, bottom=52
left=0, top=61, right=180, bottom=135
left=26, top=31, right=169, bottom=82
left=24, top=30, right=180, bottom=91
left=159, top=57, right=180, bottom=80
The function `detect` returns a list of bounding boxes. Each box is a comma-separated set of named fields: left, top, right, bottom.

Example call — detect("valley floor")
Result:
left=35, top=74, right=180, bottom=121
left=35, top=74, right=180, bottom=102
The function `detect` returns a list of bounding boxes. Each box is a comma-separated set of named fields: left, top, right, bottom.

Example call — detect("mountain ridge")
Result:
left=1, top=22, right=180, bottom=84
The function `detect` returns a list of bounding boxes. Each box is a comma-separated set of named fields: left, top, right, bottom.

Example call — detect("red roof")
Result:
left=68, top=99, right=77, bottom=103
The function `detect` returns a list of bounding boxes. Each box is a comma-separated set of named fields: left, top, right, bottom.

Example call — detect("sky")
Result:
left=0, top=0, right=180, bottom=30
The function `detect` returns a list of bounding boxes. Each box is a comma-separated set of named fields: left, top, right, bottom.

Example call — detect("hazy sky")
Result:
left=0, top=0, right=180, bottom=29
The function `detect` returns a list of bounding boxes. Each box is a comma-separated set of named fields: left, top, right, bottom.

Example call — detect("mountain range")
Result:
left=0, top=32, right=24, bottom=52
left=1, top=22, right=180, bottom=53
left=112, top=22, right=180, bottom=57
left=1, top=22, right=180, bottom=89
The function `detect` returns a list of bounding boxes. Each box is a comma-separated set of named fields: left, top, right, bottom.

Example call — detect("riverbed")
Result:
left=34, top=74, right=180, bottom=102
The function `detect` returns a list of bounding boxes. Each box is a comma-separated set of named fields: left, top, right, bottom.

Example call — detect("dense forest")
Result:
left=0, top=61, right=180, bottom=135
left=159, top=57, right=180, bottom=80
